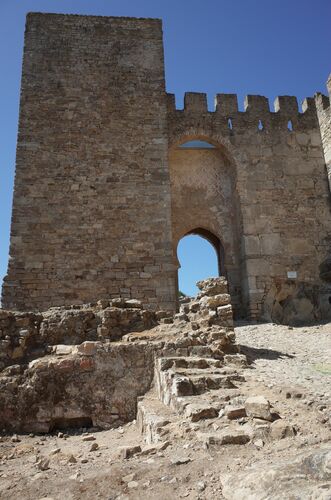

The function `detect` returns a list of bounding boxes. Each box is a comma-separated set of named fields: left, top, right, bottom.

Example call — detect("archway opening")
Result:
left=177, top=228, right=224, bottom=297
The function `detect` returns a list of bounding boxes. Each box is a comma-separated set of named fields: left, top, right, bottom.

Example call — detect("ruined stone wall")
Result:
left=2, top=13, right=176, bottom=312
left=167, top=91, right=331, bottom=322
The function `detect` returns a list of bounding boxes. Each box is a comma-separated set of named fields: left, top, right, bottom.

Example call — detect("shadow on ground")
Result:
left=239, top=344, right=295, bottom=363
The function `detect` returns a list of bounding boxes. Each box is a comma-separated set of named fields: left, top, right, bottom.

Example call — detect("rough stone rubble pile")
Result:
left=137, top=280, right=296, bottom=449
left=0, top=277, right=293, bottom=448
left=0, top=298, right=156, bottom=371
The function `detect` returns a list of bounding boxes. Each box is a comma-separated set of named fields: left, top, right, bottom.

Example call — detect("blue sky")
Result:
left=0, top=0, right=330, bottom=298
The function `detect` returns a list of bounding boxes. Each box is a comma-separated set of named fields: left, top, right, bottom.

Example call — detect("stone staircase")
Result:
left=137, top=352, right=252, bottom=447
left=136, top=277, right=257, bottom=447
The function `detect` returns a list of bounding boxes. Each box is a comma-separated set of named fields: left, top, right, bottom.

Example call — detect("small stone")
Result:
left=171, top=456, right=191, bottom=465
left=82, top=434, right=96, bottom=441
left=253, top=439, right=264, bottom=449
left=128, top=481, right=139, bottom=489
left=49, top=448, right=61, bottom=455
left=36, top=458, right=50, bottom=471
left=245, top=396, right=272, bottom=421
left=270, top=420, right=296, bottom=439
left=76, top=341, right=99, bottom=356
left=11, top=434, right=20, bottom=443
left=69, top=472, right=80, bottom=480
left=122, top=473, right=136, bottom=483
left=201, top=429, right=251, bottom=446
left=184, top=403, right=219, bottom=422
left=197, top=481, right=206, bottom=492
left=140, top=441, right=170, bottom=455
left=125, top=299, right=142, bottom=309
left=160, top=317, right=174, bottom=324
left=57, top=432, right=64, bottom=438
left=224, top=406, right=246, bottom=420
left=120, top=445, right=141, bottom=459
left=67, top=454, right=77, bottom=464
left=89, top=442, right=99, bottom=452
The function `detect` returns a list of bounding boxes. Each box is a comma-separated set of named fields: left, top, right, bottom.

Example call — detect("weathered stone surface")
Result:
left=184, top=403, right=219, bottom=422
left=0, top=341, right=155, bottom=432
left=245, top=396, right=272, bottom=421
left=196, top=278, right=228, bottom=297
left=119, top=445, right=142, bottom=459
left=319, top=256, right=331, bottom=282
left=224, top=405, right=247, bottom=420
left=200, top=429, right=251, bottom=446
left=221, top=447, right=331, bottom=500
left=2, top=13, right=177, bottom=314
left=199, top=294, right=231, bottom=310
left=270, top=419, right=296, bottom=439
left=0, top=302, right=157, bottom=370
left=0, top=277, right=240, bottom=433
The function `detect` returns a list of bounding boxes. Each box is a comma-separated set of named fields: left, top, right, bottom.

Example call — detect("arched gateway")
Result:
left=169, top=137, right=243, bottom=317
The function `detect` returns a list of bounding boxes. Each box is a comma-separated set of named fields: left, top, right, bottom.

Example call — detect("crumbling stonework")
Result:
left=1, top=12, right=331, bottom=323
left=0, top=278, right=237, bottom=432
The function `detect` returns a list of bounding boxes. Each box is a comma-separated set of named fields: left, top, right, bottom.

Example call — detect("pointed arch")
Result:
left=182, top=227, right=225, bottom=276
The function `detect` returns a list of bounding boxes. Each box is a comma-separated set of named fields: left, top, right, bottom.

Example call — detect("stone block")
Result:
left=260, top=233, right=281, bottom=255
left=245, top=396, right=272, bottom=421
left=243, top=235, right=260, bottom=256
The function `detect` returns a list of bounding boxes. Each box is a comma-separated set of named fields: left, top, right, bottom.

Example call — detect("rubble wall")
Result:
left=0, top=278, right=237, bottom=432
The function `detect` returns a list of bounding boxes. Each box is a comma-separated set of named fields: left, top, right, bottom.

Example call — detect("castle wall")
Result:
left=316, top=75, right=331, bottom=189
left=2, top=13, right=177, bottom=312
left=168, top=145, right=243, bottom=315
left=2, top=13, right=331, bottom=323
left=167, top=91, right=331, bottom=322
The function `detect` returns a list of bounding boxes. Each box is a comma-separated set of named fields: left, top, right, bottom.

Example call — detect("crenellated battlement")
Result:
left=315, top=73, right=331, bottom=112
left=167, top=91, right=319, bottom=131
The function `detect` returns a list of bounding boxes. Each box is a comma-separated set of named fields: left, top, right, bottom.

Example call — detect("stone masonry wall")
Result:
left=1, top=13, right=331, bottom=323
left=169, top=146, right=243, bottom=316
left=167, top=90, right=331, bottom=322
left=2, top=13, right=176, bottom=312
left=316, top=75, right=331, bottom=190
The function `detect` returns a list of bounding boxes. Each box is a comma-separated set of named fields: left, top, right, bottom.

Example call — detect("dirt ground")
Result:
left=0, top=321, right=330, bottom=500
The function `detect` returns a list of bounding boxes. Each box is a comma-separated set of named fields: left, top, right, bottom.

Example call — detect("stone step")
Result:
left=197, top=427, right=252, bottom=446
left=171, top=387, right=241, bottom=415
left=173, top=367, right=241, bottom=377
left=137, top=389, right=179, bottom=445
left=174, top=373, right=240, bottom=395
left=156, top=356, right=223, bottom=372
left=155, top=356, right=246, bottom=409
left=183, top=402, right=220, bottom=422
